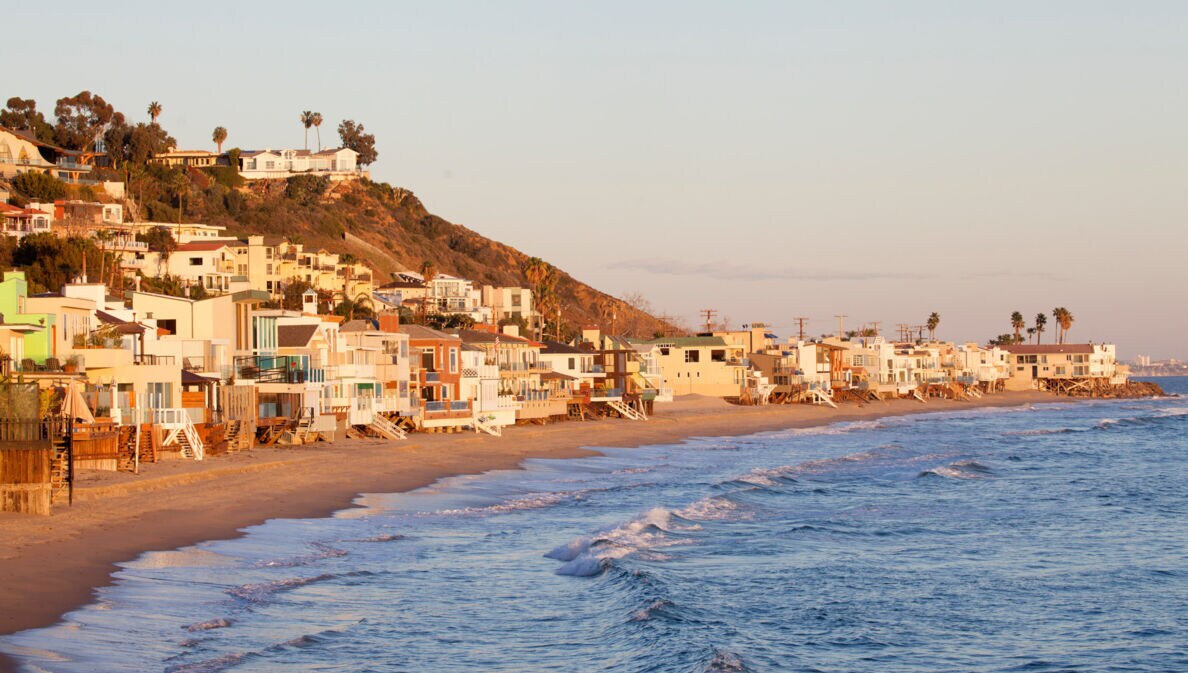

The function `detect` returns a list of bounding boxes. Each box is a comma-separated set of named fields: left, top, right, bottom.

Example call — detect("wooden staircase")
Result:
left=368, top=414, right=407, bottom=441
left=294, top=415, right=319, bottom=443
left=472, top=414, right=503, bottom=437
left=607, top=399, right=647, bottom=421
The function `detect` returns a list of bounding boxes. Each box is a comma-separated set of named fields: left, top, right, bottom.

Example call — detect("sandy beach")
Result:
left=0, top=391, right=1054, bottom=672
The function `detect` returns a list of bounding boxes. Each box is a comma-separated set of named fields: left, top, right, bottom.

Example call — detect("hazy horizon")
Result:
left=4, top=1, right=1185, bottom=358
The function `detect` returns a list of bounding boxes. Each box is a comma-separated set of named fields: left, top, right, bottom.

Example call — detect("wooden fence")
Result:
left=0, top=419, right=67, bottom=516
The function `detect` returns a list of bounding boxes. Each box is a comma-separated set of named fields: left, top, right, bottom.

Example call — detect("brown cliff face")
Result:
left=203, top=178, right=677, bottom=338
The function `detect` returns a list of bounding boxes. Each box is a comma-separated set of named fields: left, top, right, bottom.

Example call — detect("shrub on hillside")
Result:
left=202, top=166, right=243, bottom=189
left=12, top=172, right=66, bottom=201
left=284, top=174, right=329, bottom=205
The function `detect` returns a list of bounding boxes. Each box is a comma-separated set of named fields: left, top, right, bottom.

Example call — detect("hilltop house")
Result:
left=238, top=148, right=361, bottom=181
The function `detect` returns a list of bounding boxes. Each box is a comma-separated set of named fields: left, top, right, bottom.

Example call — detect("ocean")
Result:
left=4, top=379, right=1186, bottom=673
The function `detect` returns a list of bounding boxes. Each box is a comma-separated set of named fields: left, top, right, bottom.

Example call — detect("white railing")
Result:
left=155, top=407, right=205, bottom=460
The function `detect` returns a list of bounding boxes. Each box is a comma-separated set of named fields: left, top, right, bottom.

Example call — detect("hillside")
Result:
left=152, top=170, right=678, bottom=338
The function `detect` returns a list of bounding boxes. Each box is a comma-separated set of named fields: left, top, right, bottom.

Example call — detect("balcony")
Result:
left=422, top=399, right=472, bottom=419
left=134, top=354, right=176, bottom=366
left=234, top=355, right=312, bottom=383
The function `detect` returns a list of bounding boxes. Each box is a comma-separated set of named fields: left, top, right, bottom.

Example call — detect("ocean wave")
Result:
left=432, top=488, right=595, bottom=517
left=182, top=618, right=234, bottom=632
left=630, top=598, right=676, bottom=622
left=674, top=496, right=744, bottom=522
left=918, top=459, right=992, bottom=480
left=1003, top=427, right=1081, bottom=436
left=165, top=651, right=251, bottom=673
left=547, top=508, right=695, bottom=577
left=226, top=573, right=337, bottom=603
left=346, top=533, right=405, bottom=543
left=253, top=542, right=348, bottom=569
left=704, top=648, right=747, bottom=672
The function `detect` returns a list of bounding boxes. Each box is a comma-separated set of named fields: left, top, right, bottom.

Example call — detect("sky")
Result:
left=4, top=1, right=1186, bottom=358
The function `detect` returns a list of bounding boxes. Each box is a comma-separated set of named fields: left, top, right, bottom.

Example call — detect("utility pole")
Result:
left=896, top=323, right=911, bottom=342
left=793, top=317, right=809, bottom=342
left=834, top=314, right=848, bottom=339
left=555, top=305, right=562, bottom=342
left=700, top=308, right=718, bottom=334
left=870, top=321, right=881, bottom=338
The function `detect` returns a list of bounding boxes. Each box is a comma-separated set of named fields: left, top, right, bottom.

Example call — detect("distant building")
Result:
left=237, top=148, right=363, bottom=181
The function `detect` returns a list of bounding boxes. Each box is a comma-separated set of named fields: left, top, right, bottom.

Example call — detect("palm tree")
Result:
left=300, top=111, right=314, bottom=150
left=1010, top=311, right=1025, bottom=344
left=1026, top=327, right=1037, bottom=344
left=926, top=312, right=940, bottom=341
left=420, top=260, right=437, bottom=324
left=522, top=257, right=558, bottom=339
left=1052, top=307, right=1075, bottom=344
left=311, top=112, right=324, bottom=151
left=169, top=170, right=189, bottom=223
left=1034, top=312, right=1047, bottom=344
left=147, top=101, right=162, bottom=123
left=212, top=126, right=228, bottom=154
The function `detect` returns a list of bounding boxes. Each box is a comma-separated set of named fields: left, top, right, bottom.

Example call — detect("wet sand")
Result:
left=0, top=392, right=1054, bottom=672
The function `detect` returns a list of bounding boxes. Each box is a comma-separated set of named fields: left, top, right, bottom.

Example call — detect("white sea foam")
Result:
left=675, top=496, right=742, bottom=522
left=547, top=508, right=692, bottom=577
left=183, top=618, right=234, bottom=632
left=630, top=598, right=674, bottom=622
left=433, top=489, right=587, bottom=517
left=226, top=574, right=336, bottom=603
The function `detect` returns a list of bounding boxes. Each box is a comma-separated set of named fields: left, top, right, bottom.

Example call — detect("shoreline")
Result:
left=0, top=391, right=1056, bottom=672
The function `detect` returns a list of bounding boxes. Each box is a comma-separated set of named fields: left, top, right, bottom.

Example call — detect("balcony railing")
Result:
left=134, top=354, right=175, bottom=366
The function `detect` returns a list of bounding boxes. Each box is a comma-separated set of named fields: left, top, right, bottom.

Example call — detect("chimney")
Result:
left=378, top=311, right=400, bottom=333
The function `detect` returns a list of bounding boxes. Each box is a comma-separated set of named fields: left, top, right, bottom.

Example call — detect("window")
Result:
left=157, top=319, right=177, bottom=334
left=511, top=294, right=522, bottom=307
left=189, top=257, right=203, bottom=266
left=568, top=357, right=575, bottom=370
left=685, top=350, right=700, bottom=363
left=711, top=349, right=726, bottom=362
left=660, top=347, right=670, bottom=356
left=266, top=248, right=274, bottom=259
left=442, top=384, right=451, bottom=400
left=449, top=348, right=458, bottom=373
left=266, top=264, right=273, bottom=274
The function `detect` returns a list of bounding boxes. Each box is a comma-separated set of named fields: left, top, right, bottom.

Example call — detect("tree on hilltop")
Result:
left=311, top=112, right=323, bottom=151
left=147, top=101, right=162, bottom=123
left=1, top=97, right=56, bottom=144
left=338, top=119, right=377, bottom=166
left=212, top=126, right=228, bottom=153
left=54, top=91, right=124, bottom=155
left=104, top=122, right=175, bottom=169
left=301, top=110, right=314, bottom=150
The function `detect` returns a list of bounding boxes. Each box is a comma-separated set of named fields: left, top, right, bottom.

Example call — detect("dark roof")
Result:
left=541, top=370, right=576, bottom=381
left=1004, top=344, right=1095, bottom=355
left=340, top=319, right=377, bottom=332
left=277, top=323, right=319, bottom=348
left=455, top=328, right=530, bottom=345
left=378, top=280, right=425, bottom=289
left=175, top=241, right=231, bottom=252
left=95, top=310, right=146, bottom=334
left=540, top=339, right=585, bottom=354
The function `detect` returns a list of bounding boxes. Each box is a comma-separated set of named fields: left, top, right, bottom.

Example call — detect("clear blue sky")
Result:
left=4, top=1, right=1186, bottom=358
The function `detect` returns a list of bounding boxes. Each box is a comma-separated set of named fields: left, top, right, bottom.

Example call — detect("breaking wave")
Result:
left=919, top=459, right=993, bottom=480
left=226, top=574, right=338, bottom=603
left=546, top=508, right=695, bottom=577
left=254, top=542, right=348, bottom=569
left=182, top=618, right=233, bottom=632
